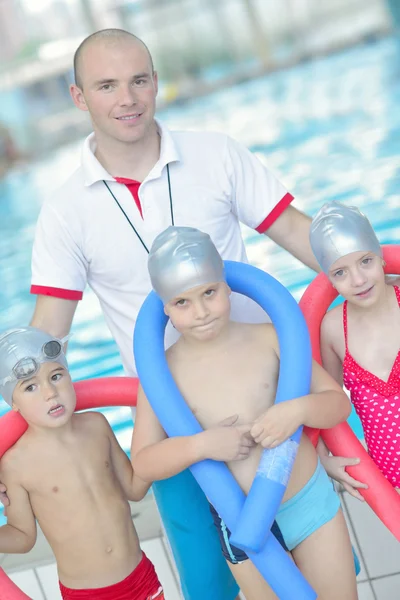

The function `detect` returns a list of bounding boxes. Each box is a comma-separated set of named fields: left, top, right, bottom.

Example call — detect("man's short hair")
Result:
left=73, top=29, right=154, bottom=89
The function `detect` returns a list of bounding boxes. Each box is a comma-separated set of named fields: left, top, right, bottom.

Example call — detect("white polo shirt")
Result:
left=31, top=121, right=293, bottom=375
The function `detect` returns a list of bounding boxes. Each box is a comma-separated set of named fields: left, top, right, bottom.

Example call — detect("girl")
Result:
left=310, top=201, right=400, bottom=498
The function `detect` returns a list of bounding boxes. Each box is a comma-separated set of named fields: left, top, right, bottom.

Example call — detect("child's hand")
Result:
left=202, top=415, right=256, bottom=462
left=250, top=400, right=303, bottom=448
left=320, top=455, right=368, bottom=501
left=0, top=481, right=9, bottom=515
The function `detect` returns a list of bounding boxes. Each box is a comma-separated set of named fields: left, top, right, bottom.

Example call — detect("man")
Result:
left=0, top=29, right=319, bottom=599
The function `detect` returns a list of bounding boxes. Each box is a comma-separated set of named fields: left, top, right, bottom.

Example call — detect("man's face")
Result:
left=70, top=39, right=158, bottom=147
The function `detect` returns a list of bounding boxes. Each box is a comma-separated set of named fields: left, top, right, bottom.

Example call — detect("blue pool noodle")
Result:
left=227, top=262, right=312, bottom=552
left=134, top=261, right=315, bottom=600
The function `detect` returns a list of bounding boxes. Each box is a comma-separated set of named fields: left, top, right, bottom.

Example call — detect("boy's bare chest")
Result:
left=174, top=347, right=279, bottom=428
left=23, top=433, right=114, bottom=499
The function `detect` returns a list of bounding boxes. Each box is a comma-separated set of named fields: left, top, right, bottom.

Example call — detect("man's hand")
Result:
left=201, top=415, right=256, bottom=462
left=320, top=455, right=368, bottom=501
left=250, top=400, right=303, bottom=448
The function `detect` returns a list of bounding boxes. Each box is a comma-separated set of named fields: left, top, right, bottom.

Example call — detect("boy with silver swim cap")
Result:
left=0, top=327, right=68, bottom=406
left=310, top=201, right=382, bottom=274
left=0, top=326, right=164, bottom=600
left=132, top=226, right=357, bottom=599
left=148, top=226, right=225, bottom=305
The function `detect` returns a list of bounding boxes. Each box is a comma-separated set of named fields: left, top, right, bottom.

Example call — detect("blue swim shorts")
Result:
left=209, top=504, right=288, bottom=564
left=275, top=458, right=341, bottom=551
left=210, top=459, right=341, bottom=563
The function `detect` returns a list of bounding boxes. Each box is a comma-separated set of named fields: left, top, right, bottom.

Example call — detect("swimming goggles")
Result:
left=0, top=335, right=69, bottom=385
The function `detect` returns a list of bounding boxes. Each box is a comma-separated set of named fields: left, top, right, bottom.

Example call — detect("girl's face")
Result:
left=328, top=251, right=385, bottom=306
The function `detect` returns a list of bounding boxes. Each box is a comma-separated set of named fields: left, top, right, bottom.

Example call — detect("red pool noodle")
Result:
left=299, top=245, right=400, bottom=541
left=0, top=376, right=138, bottom=599
left=0, top=578, right=31, bottom=600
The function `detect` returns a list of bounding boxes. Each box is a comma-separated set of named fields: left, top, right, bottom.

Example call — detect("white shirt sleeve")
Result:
left=31, top=202, right=88, bottom=298
left=226, top=136, right=293, bottom=233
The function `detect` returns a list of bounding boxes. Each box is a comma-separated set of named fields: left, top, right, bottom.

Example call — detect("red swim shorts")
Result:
left=59, top=552, right=164, bottom=600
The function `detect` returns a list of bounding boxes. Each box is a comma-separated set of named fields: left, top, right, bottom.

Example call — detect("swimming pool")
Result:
left=1, top=35, right=399, bottom=524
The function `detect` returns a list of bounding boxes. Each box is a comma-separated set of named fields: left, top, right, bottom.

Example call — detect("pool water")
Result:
left=0, top=36, right=399, bottom=524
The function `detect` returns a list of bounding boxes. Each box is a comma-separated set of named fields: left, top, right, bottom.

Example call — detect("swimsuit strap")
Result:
left=394, top=285, right=400, bottom=307
left=342, top=300, right=349, bottom=351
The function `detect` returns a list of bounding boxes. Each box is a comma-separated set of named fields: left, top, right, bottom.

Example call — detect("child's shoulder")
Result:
left=321, top=304, right=343, bottom=342
left=74, top=410, right=110, bottom=433
left=249, top=322, right=276, bottom=339
left=0, top=441, right=26, bottom=480
left=242, top=322, right=278, bottom=349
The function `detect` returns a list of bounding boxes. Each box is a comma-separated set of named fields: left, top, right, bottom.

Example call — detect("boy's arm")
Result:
left=93, top=412, right=150, bottom=502
left=0, top=464, right=36, bottom=554
left=295, top=359, right=351, bottom=429
left=251, top=326, right=351, bottom=448
left=131, top=385, right=254, bottom=482
left=130, top=384, right=206, bottom=482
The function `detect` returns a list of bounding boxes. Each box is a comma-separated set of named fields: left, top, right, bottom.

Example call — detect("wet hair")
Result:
left=73, top=28, right=154, bottom=89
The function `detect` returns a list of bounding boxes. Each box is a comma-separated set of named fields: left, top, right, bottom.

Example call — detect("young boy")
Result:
left=131, top=226, right=359, bottom=600
left=0, top=327, right=164, bottom=600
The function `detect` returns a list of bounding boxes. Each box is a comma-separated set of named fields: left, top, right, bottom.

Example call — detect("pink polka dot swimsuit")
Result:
left=342, top=286, right=400, bottom=488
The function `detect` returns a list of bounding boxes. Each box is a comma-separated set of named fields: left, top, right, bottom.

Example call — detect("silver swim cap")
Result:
left=310, top=201, right=382, bottom=274
left=0, top=327, right=69, bottom=406
left=148, top=226, right=225, bottom=304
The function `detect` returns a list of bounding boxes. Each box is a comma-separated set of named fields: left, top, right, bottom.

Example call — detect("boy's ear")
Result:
left=225, top=283, right=232, bottom=295
left=163, top=304, right=177, bottom=329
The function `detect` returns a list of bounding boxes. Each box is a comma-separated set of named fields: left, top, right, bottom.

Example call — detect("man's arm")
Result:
left=0, top=464, right=37, bottom=554
left=265, top=205, right=320, bottom=272
left=226, top=136, right=318, bottom=271
left=30, top=295, right=78, bottom=339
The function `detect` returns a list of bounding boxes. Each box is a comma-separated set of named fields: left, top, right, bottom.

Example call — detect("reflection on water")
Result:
left=0, top=38, right=399, bottom=523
